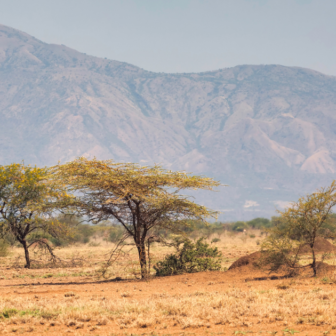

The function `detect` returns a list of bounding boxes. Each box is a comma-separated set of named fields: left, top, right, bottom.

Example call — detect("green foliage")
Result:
left=211, top=237, right=220, bottom=243
left=323, top=213, right=336, bottom=237
left=73, top=224, right=94, bottom=244
left=154, top=237, right=222, bottom=276
left=247, top=217, right=271, bottom=229
left=164, top=220, right=225, bottom=239
left=2, top=308, right=18, bottom=318
left=321, top=276, right=330, bottom=284
left=0, top=239, right=9, bottom=257
left=231, top=221, right=249, bottom=232
left=42, top=273, right=53, bottom=278
left=259, top=235, right=295, bottom=273
left=160, top=217, right=278, bottom=240
left=282, top=328, right=300, bottom=335
left=48, top=236, right=67, bottom=247
left=27, top=231, right=51, bottom=244
left=107, top=225, right=124, bottom=243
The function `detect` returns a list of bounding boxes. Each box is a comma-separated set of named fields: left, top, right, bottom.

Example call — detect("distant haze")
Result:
left=1, top=24, right=336, bottom=221
left=0, top=0, right=336, bottom=75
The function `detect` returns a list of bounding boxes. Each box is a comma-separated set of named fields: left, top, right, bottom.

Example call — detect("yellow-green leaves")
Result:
left=262, top=180, right=336, bottom=276
left=0, top=163, right=70, bottom=214
left=0, top=163, right=73, bottom=268
left=52, top=157, right=220, bottom=222
left=52, top=157, right=221, bottom=278
left=279, top=181, right=336, bottom=241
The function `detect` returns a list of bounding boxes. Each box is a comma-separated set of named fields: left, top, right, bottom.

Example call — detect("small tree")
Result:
left=262, top=181, right=336, bottom=276
left=53, top=157, right=220, bottom=278
left=0, top=164, right=71, bottom=268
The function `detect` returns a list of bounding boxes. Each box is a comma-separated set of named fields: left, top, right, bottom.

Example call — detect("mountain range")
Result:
left=1, top=24, right=336, bottom=220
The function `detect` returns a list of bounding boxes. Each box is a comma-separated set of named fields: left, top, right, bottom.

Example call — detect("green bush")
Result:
left=211, top=237, right=221, bottom=243
left=231, top=221, right=249, bottom=232
left=49, top=237, right=67, bottom=247
left=56, top=214, right=94, bottom=244
left=108, top=226, right=124, bottom=243
left=248, top=217, right=271, bottom=229
left=74, top=224, right=95, bottom=243
left=154, top=237, right=222, bottom=276
left=171, top=220, right=226, bottom=239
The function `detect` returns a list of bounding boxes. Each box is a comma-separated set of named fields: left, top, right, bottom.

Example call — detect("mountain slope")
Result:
left=1, top=24, right=336, bottom=219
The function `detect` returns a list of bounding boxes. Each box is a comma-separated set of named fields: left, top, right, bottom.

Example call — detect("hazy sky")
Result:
left=0, top=0, right=335, bottom=75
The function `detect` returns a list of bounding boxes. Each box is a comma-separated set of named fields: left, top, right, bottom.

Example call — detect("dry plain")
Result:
left=0, top=233, right=336, bottom=336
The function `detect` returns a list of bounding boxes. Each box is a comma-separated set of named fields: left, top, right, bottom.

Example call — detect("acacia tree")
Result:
left=53, top=157, right=220, bottom=278
left=0, top=164, right=71, bottom=268
left=262, top=181, right=336, bottom=276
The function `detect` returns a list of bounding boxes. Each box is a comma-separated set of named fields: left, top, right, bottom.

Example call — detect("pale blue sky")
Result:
left=0, top=0, right=335, bottom=75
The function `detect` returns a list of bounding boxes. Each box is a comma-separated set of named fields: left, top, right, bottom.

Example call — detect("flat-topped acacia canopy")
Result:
left=53, top=157, right=221, bottom=278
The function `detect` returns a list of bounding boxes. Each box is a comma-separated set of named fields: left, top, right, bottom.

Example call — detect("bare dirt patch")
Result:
left=0, top=233, right=336, bottom=335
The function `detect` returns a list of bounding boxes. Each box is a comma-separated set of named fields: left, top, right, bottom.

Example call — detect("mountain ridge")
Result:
left=1, top=24, right=336, bottom=219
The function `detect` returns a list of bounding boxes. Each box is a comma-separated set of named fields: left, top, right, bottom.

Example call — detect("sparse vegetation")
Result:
left=1, top=159, right=336, bottom=334
left=0, top=281, right=335, bottom=331
left=0, top=223, right=333, bottom=334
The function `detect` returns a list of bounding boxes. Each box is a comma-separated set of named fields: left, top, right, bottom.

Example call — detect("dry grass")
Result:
left=1, top=285, right=336, bottom=329
left=1, top=231, right=336, bottom=334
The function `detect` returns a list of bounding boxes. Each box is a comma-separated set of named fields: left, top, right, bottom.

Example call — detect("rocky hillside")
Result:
left=1, top=24, right=336, bottom=219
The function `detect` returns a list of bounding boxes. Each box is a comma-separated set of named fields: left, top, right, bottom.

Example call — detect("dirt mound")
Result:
left=299, top=237, right=336, bottom=254
left=228, top=251, right=261, bottom=270
left=314, top=262, right=336, bottom=275
left=229, top=238, right=336, bottom=271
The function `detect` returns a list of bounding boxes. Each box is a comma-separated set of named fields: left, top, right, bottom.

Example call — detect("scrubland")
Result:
left=0, top=231, right=336, bottom=335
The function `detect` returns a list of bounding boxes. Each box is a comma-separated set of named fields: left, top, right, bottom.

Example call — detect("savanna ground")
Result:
left=1, top=231, right=336, bottom=335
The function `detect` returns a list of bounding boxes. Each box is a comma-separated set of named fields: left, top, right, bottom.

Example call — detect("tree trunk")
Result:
left=22, top=240, right=31, bottom=269
left=311, top=244, right=317, bottom=277
left=148, top=239, right=151, bottom=276
left=137, top=241, right=147, bottom=279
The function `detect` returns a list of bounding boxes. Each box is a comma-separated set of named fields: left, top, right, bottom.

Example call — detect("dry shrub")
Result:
left=96, top=316, right=109, bottom=325
left=178, top=317, right=205, bottom=329
left=65, top=320, right=76, bottom=327
left=77, top=315, right=91, bottom=322
left=49, top=321, right=59, bottom=326
left=276, top=283, right=290, bottom=290
left=135, top=317, right=154, bottom=328
left=75, top=322, right=84, bottom=329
